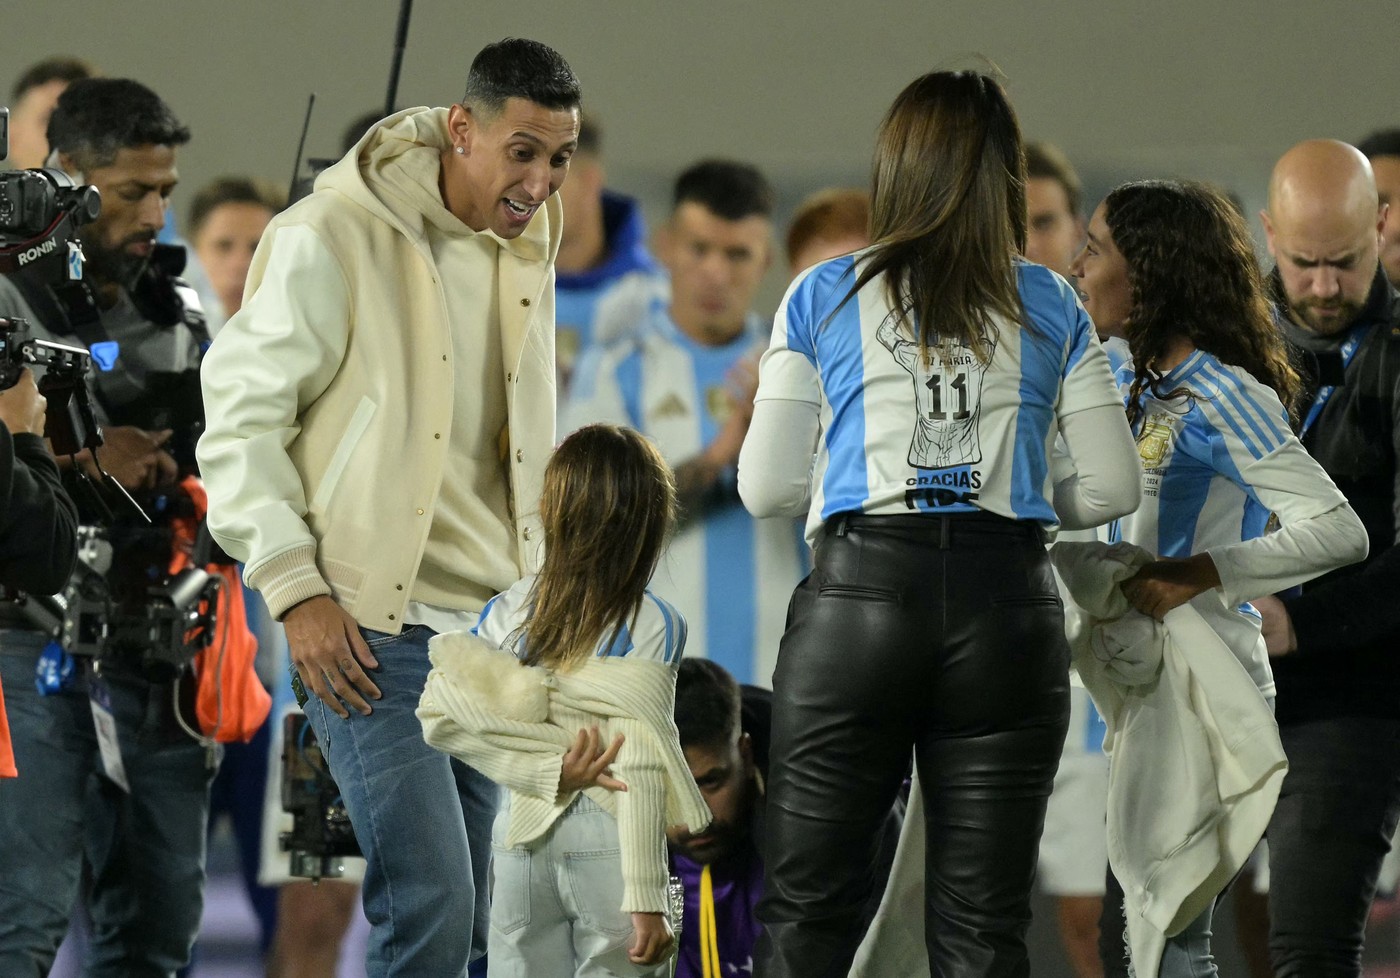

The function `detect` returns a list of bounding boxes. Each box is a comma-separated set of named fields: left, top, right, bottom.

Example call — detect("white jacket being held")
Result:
left=417, top=629, right=711, bottom=915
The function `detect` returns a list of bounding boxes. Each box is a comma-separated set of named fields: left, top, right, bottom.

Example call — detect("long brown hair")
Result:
left=519, top=424, right=677, bottom=671
left=1103, top=180, right=1301, bottom=427
left=843, top=69, right=1028, bottom=362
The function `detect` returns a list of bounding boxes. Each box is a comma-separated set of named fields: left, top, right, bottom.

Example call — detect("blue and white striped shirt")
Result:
left=474, top=576, right=688, bottom=668
left=1113, top=349, right=1351, bottom=695
left=756, top=254, right=1123, bottom=546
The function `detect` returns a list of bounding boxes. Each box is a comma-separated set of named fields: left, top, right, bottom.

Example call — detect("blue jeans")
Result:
left=1101, top=858, right=1220, bottom=978
left=0, top=634, right=217, bottom=978
left=302, top=624, right=497, bottom=978
left=487, top=793, right=669, bottom=978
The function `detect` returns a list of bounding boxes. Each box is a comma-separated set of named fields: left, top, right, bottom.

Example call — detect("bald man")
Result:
left=1254, top=139, right=1400, bottom=978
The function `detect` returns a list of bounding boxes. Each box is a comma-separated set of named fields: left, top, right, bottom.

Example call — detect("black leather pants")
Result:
left=756, top=512, right=1070, bottom=978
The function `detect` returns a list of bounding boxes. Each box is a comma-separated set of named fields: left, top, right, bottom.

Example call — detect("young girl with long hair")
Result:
left=417, top=423, right=712, bottom=977
left=1070, top=179, right=1368, bottom=978
left=736, top=69, right=1142, bottom=978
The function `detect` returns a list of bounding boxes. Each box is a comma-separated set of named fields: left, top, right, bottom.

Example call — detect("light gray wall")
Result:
left=3, top=0, right=1396, bottom=308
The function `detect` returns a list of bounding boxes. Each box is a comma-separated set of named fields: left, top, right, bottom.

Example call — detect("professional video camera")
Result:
left=281, top=713, right=362, bottom=880
left=0, top=108, right=101, bottom=287
left=0, top=317, right=100, bottom=456
left=0, top=107, right=103, bottom=459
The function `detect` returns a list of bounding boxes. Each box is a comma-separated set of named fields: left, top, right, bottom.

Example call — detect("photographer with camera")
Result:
left=0, top=78, right=221, bottom=977
left=0, top=367, right=78, bottom=781
left=0, top=368, right=77, bottom=595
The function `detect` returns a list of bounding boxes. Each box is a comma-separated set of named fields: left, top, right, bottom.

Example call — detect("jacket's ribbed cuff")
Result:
left=247, top=544, right=332, bottom=620
left=514, top=752, right=565, bottom=803
left=619, top=766, right=669, bottom=914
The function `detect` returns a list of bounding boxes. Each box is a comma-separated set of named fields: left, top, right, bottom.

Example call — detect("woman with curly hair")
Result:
left=1070, top=180, right=1369, bottom=978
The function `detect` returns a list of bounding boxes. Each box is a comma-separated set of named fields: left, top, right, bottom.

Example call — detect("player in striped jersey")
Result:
left=564, top=161, right=806, bottom=688
left=1070, top=179, right=1368, bottom=978
left=737, top=70, right=1142, bottom=978
left=553, top=111, right=664, bottom=398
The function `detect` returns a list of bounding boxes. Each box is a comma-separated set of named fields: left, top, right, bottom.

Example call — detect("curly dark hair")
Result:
left=1103, top=180, right=1301, bottom=428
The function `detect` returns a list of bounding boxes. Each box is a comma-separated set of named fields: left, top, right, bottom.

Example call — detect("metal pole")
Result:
left=384, top=0, right=414, bottom=117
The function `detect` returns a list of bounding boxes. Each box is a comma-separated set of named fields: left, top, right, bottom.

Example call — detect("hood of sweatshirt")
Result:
left=314, top=106, right=551, bottom=264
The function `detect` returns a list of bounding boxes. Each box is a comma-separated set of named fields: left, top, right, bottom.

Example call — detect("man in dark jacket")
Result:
left=1255, top=138, right=1400, bottom=978
left=0, top=366, right=77, bottom=593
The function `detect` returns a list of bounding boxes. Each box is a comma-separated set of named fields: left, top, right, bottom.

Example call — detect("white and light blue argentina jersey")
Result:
left=756, top=254, right=1123, bottom=547
left=563, top=311, right=809, bottom=687
left=1112, top=349, right=1349, bottom=696
left=473, top=576, right=688, bottom=668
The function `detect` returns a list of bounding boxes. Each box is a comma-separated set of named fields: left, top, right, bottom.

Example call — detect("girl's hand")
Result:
left=629, top=911, right=674, bottom=966
left=557, top=726, right=627, bottom=796
left=1121, top=554, right=1221, bottom=621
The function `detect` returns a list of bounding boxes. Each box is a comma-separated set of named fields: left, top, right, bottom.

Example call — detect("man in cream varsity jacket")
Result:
left=197, top=39, right=581, bottom=978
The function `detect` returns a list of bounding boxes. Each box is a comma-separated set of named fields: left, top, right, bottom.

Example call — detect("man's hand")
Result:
left=675, top=352, right=762, bottom=514
left=629, top=911, right=674, bottom=966
left=1252, top=594, right=1298, bottom=657
left=558, top=726, right=627, bottom=796
left=75, top=426, right=179, bottom=491
left=0, top=368, right=47, bottom=437
left=1121, top=554, right=1221, bottom=621
left=285, top=595, right=382, bottom=719
left=703, top=352, right=760, bottom=470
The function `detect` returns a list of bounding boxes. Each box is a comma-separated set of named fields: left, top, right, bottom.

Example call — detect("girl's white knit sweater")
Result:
left=417, top=627, right=712, bottom=914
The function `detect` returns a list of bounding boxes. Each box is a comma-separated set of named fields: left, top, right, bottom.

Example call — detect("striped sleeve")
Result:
left=1017, top=264, right=1123, bottom=419
left=752, top=262, right=830, bottom=406
left=619, top=592, right=688, bottom=667
left=1193, top=362, right=1293, bottom=466
left=1181, top=363, right=1365, bottom=604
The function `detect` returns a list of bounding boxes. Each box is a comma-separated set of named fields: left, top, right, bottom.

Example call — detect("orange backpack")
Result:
left=168, top=475, right=271, bottom=743
left=0, top=671, right=15, bottom=778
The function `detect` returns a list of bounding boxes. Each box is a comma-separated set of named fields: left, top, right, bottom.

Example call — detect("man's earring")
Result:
left=455, top=146, right=465, bottom=155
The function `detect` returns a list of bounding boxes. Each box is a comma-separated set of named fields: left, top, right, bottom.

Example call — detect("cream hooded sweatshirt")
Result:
left=198, top=107, right=561, bottom=628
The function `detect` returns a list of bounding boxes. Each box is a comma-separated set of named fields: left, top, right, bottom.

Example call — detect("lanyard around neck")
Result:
left=1298, top=325, right=1366, bottom=441
left=700, top=864, right=722, bottom=978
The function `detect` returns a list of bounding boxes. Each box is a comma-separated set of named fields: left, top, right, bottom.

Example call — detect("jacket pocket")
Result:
left=310, top=396, right=377, bottom=517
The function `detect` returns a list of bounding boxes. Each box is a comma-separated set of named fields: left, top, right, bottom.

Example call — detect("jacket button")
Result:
left=416, top=508, right=425, bottom=515
left=523, top=527, right=532, bottom=541
left=516, top=449, right=524, bottom=462
left=442, top=354, right=448, bottom=362
left=396, top=584, right=404, bottom=591
left=434, top=433, right=441, bottom=439
left=506, top=372, right=512, bottom=382
left=520, top=298, right=530, bottom=307
left=388, top=614, right=396, bottom=621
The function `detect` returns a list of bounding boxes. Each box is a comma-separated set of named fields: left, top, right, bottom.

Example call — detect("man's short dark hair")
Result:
left=12, top=56, right=96, bottom=101
left=674, top=160, right=775, bottom=222
left=189, top=176, right=285, bottom=240
left=47, top=78, right=190, bottom=172
left=674, top=659, right=742, bottom=750
left=1024, top=141, right=1083, bottom=218
left=1358, top=129, right=1400, bottom=160
left=462, top=38, right=581, bottom=118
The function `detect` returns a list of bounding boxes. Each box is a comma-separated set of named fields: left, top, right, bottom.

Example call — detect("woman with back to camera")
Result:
left=736, top=69, right=1142, bottom=978
left=1069, top=180, right=1367, bottom=978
